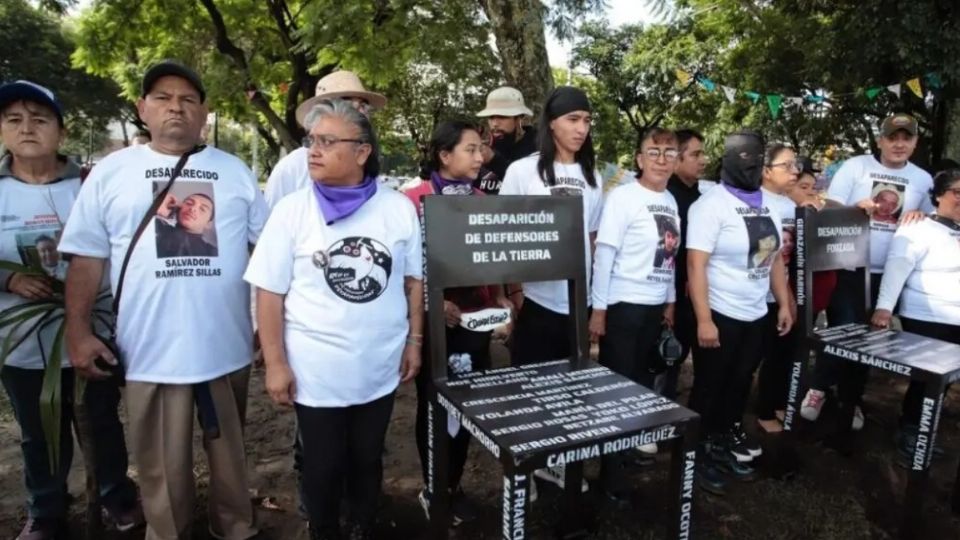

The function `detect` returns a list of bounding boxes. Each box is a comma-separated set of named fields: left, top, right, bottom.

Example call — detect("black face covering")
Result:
left=720, top=130, right=765, bottom=191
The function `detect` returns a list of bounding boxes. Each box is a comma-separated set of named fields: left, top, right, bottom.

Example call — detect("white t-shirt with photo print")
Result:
left=59, top=144, right=269, bottom=384
left=244, top=185, right=421, bottom=407
left=0, top=173, right=108, bottom=369
left=499, top=154, right=603, bottom=315
left=762, top=188, right=797, bottom=304
left=686, top=186, right=783, bottom=322
left=826, top=155, right=934, bottom=273
left=593, top=182, right=679, bottom=307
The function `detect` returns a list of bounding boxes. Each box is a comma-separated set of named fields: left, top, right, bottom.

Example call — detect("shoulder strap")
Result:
left=112, top=146, right=202, bottom=314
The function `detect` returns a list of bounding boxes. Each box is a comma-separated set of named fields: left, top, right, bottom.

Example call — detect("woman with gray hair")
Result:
left=245, top=99, right=424, bottom=540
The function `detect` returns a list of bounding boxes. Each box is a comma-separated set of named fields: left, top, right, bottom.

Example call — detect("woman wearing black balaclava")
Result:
left=685, top=131, right=794, bottom=495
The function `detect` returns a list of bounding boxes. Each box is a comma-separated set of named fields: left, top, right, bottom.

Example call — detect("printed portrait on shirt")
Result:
left=16, top=229, right=67, bottom=281
left=780, top=224, right=796, bottom=266
left=653, top=214, right=681, bottom=270
left=314, top=236, right=393, bottom=303
left=745, top=215, right=781, bottom=270
left=153, top=181, right=218, bottom=258
left=870, top=181, right=905, bottom=226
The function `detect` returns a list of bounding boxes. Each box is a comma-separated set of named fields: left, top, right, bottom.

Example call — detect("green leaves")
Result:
left=39, top=319, right=67, bottom=473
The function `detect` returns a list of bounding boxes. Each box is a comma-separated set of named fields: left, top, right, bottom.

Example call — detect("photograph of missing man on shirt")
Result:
left=745, top=215, right=781, bottom=270
left=16, top=230, right=68, bottom=281
left=870, top=181, right=905, bottom=226
left=153, top=181, right=218, bottom=258
left=653, top=214, right=680, bottom=270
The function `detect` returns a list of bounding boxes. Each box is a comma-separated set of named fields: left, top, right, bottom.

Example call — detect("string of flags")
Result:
left=675, top=68, right=943, bottom=119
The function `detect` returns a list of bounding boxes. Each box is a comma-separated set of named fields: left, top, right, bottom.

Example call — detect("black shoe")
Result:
left=731, top=423, right=762, bottom=459
left=710, top=438, right=759, bottom=482
left=719, top=431, right=754, bottom=463
left=309, top=525, right=341, bottom=540
left=696, top=461, right=728, bottom=496
left=450, top=488, right=479, bottom=527
left=345, top=523, right=374, bottom=540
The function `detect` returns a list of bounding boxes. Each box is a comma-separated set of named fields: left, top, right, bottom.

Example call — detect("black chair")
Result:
left=422, top=194, right=700, bottom=539
left=783, top=206, right=960, bottom=539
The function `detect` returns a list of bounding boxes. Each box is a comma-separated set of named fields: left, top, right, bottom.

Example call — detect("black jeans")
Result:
left=756, top=302, right=798, bottom=420
left=689, top=310, right=766, bottom=438
left=811, top=271, right=882, bottom=405
left=510, top=298, right=574, bottom=366
left=900, top=317, right=959, bottom=428
left=598, top=302, right=663, bottom=491
left=296, top=391, right=395, bottom=532
left=415, top=324, right=492, bottom=493
left=0, top=366, right=138, bottom=519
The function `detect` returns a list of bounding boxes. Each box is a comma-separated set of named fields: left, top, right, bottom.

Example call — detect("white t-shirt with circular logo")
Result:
left=244, top=185, right=422, bottom=407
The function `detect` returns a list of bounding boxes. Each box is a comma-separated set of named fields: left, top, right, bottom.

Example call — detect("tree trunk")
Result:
left=478, top=0, right=554, bottom=115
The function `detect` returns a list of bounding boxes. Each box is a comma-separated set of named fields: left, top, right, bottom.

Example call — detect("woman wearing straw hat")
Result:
left=474, top=86, right=538, bottom=194
left=264, top=71, right=387, bottom=209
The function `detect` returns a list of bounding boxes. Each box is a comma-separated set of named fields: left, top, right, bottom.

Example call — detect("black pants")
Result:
left=296, top=391, right=395, bottom=532
left=811, top=271, right=882, bottom=405
left=0, top=366, right=138, bottom=519
left=510, top=298, right=574, bottom=366
left=598, top=302, right=663, bottom=491
left=756, top=302, right=798, bottom=420
left=900, top=317, right=960, bottom=428
left=415, top=323, right=492, bottom=493
left=689, top=310, right=766, bottom=438
left=598, top=302, right=664, bottom=387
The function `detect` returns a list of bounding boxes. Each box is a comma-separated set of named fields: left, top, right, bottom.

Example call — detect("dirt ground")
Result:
left=3, top=343, right=960, bottom=540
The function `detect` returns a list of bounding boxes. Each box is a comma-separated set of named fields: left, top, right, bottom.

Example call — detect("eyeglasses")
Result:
left=641, top=148, right=679, bottom=161
left=769, top=161, right=801, bottom=173
left=946, top=187, right=960, bottom=198
left=302, top=134, right=365, bottom=149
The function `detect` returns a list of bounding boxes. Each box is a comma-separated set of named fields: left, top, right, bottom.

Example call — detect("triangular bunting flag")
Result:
left=744, top=91, right=761, bottom=104
left=865, top=87, right=883, bottom=100
left=279, top=81, right=290, bottom=93
left=696, top=75, right=716, bottom=92
left=675, top=69, right=692, bottom=87
left=767, top=94, right=783, bottom=119
left=887, top=84, right=901, bottom=98
left=924, top=73, right=942, bottom=89
left=245, top=90, right=256, bottom=101
left=721, top=86, right=736, bottom=103
left=907, top=78, right=923, bottom=98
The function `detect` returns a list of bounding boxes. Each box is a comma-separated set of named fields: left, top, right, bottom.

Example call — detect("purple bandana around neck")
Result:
left=430, top=171, right=475, bottom=195
left=723, top=183, right=763, bottom=209
left=312, top=176, right=377, bottom=225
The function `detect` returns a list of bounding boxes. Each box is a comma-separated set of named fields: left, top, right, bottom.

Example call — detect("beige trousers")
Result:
left=126, top=367, right=257, bottom=540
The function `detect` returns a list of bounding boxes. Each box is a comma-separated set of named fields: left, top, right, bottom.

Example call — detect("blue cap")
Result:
left=0, top=80, right=64, bottom=124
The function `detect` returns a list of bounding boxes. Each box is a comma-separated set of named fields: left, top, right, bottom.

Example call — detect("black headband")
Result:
left=546, top=86, right=591, bottom=120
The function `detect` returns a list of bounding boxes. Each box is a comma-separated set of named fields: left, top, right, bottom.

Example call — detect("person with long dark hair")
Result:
left=499, top=86, right=603, bottom=493
left=872, top=168, right=960, bottom=461
left=403, top=120, right=513, bottom=525
left=686, top=131, right=794, bottom=495
left=754, top=144, right=800, bottom=434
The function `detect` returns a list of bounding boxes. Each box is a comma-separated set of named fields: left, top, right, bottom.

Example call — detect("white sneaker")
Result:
left=852, top=406, right=865, bottom=431
left=532, top=465, right=589, bottom=493
left=637, top=442, right=658, bottom=455
left=800, top=389, right=826, bottom=421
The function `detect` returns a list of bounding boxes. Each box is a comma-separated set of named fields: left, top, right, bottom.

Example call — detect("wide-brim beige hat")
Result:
left=476, top=86, right=533, bottom=117
left=296, top=70, right=387, bottom=127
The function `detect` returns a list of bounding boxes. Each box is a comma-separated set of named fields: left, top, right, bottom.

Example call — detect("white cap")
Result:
left=476, top=86, right=533, bottom=117
left=296, top=71, right=387, bottom=127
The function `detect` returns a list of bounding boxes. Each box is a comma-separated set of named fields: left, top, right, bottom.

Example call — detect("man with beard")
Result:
left=474, top=86, right=538, bottom=194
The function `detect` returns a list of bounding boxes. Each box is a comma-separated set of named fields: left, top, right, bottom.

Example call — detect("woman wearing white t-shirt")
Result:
left=754, top=145, right=800, bottom=434
left=687, top=131, right=794, bottom=494
left=872, top=169, right=960, bottom=460
left=588, top=127, right=680, bottom=499
left=500, top=86, right=603, bottom=365
left=245, top=99, right=423, bottom=540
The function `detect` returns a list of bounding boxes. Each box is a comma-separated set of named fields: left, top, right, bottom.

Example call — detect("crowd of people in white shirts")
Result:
left=0, top=60, right=958, bottom=540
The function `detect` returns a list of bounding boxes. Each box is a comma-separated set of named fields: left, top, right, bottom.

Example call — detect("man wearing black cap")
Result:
left=60, top=60, right=267, bottom=540
left=800, top=113, right=934, bottom=430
